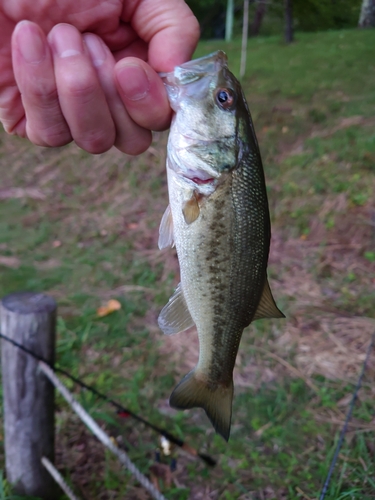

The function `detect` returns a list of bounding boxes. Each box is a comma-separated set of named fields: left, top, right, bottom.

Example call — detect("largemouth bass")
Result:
left=158, top=51, right=284, bottom=441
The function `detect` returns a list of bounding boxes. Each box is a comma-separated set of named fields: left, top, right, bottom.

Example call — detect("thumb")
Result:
left=123, top=0, right=200, bottom=72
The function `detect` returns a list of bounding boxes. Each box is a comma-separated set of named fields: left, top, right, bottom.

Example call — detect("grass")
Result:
left=1, top=28, right=375, bottom=499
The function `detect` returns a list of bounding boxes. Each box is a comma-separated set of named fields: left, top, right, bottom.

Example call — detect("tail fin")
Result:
left=169, top=371, right=234, bottom=441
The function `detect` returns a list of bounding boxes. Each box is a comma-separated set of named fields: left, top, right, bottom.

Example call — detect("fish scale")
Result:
left=158, top=51, right=284, bottom=440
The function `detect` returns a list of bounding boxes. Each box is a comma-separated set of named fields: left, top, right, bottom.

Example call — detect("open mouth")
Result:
left=186, top=176, right=215, bottom=185
left=181, top=167, right=216, bottom=186
left=160, top=51, right=227, bottom=87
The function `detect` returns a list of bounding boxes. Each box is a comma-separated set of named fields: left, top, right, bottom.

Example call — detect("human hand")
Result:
left=0, top=0, right=199, bottom=154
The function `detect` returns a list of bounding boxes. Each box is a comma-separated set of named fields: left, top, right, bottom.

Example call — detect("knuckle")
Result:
left=115, top=132, right=151, bottom=156
left=62, top=73, right=98, bottom=102
left=0, top=87, right=25, bottom=133
left=44, top=130, right=72, bottom=148
left=1, top=119, right=22, bottom=135
left=27, top=123, right=72, bottom=148
left=77, top=129, right=114, bottom=154
left=187, top=15, right=201, bottom=44
left=29, top=84, right=59, bottom=108
left=149, top=109, right=171, bottom=132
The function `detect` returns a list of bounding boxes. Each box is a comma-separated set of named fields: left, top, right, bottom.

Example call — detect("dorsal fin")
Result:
left=253, top=278, right=285, bottom=321
left=158, top=283, right=195, bottom=335
left=158, top=205, right=174, bottom=249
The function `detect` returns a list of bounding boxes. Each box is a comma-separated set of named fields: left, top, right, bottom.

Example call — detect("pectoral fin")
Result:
left=253, top=278, right=285, bottom=321
left=182, top=194, right=200, bottom=224
left=158, top=283, right=195, bottom=335
left=158, top=205, right=174, bottom=249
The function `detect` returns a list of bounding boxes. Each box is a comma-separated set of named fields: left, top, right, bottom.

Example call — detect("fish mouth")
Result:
left=179, top=166, right=217, bottom=186
left=160, top=51, right=227, bottom=86
left=183, top=175, right=215, bottom=186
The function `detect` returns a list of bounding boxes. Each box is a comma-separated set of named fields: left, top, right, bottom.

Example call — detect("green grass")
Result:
left=1, top=28, right=375, bottom=499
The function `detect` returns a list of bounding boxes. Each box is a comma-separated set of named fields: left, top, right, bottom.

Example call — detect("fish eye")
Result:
left=215, top=88, right=235, bottom=110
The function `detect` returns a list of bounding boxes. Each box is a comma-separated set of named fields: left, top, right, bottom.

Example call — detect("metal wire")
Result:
left=319, top=330, right=375, bottom=500
left=39, top=362, right=167, bottom=500
left=0, top=331, right=215, bottom=467
left=6, top=324, right=373, bottom=498
left=41, top=456, right=81, bottom=500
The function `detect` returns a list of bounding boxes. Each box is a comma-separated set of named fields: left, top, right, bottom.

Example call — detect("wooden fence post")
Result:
left=0, top=292, right=57, bottom=499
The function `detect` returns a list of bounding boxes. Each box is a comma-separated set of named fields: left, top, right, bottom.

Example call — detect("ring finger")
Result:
left=83, top=33, right=151, bottom=155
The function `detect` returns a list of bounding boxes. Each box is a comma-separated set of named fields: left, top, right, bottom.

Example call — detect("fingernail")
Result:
left=49, top=24, right=82, bottom=58
left=117, top=64, right=150, bottom=101
left=83, top=34, right=107, bottom=67
left=15, top=21, right=46, bottom=63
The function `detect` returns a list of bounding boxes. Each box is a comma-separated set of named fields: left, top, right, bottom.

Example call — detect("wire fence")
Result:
left=0, top=329, right=215, bottom=499
left=39, top=361, right=167, bottom=500
left=0, top=326, right=374, bottom=498
left=41, top=457, right=81, bottom=500
left=318, top=330, right=375, bottom=500
left=0, top=331, right=215, bottom=467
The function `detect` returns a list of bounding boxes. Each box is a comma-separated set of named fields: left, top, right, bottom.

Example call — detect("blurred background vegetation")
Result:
left=1, top=1, right=375, bottom=499
left=187, top=0, right=369, bottom=39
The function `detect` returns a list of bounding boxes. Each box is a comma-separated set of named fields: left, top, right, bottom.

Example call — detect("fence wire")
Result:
left=0, top=331, right=215, bottom=467
left=39, top=361, right=167, bottom=500
left=41, top=456, right=81, bottom=500
left=318, top=330, right=375, bottom=499
left=1, top=328, right=374, bottom=498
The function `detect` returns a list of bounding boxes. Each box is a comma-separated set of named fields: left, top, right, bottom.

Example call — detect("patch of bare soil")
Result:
left=276, top=115, right=375, bottom=163
left=270, top=200, right=375, bottom=384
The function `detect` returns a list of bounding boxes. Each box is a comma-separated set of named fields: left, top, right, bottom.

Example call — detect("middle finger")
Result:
left=48, top=24, right=115, bottom=154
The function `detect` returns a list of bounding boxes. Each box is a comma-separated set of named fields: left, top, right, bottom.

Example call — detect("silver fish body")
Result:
left=158, top=51, right=284, bottom=441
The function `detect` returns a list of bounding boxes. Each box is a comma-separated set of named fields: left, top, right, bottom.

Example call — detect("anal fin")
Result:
left=158, top=283, right=195, bottom=335
left=253, top=278, right=285, bottom=321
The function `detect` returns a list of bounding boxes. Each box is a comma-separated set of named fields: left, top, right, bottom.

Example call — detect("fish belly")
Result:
left=167, top=164, right=269, bottom=439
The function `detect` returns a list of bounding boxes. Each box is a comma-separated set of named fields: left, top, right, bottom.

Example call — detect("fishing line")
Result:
left=0, top=331, right=216, bottom=467
left=319, top=329, right=375, bottom=500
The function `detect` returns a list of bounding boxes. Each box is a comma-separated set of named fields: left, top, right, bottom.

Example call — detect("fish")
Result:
left=158, top=51, right=284, bottom=441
